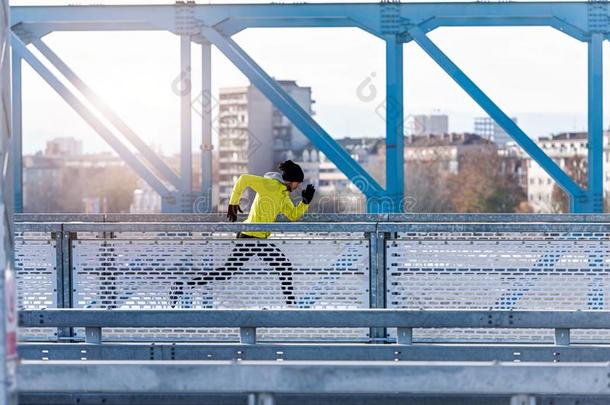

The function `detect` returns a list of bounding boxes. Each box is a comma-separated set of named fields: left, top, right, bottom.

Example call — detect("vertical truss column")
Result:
left=180, top=34, right=193, bottom=212
left=10, top=50, right=21, bottom=214
left=383, top=35, right=405, bottom=213
left=200, top=41, right=213, bottom=213
left=584, top=32, right=604, bottom=213
left=0, top=0, right=17, bottom=400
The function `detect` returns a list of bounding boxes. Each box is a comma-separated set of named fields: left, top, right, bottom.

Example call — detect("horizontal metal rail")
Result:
left=21, top=310, right=607, bottom=346
left=18, top=342, right=610, bottom=362
left=15, top=221, right=376, bottom=233
left=14, top=213, right=610, bottom=223
left=14, top=222, right=62, bottom=233
left=13, top=221, right=610, bottom=234
left=379, top=222, right=610, bottom=233
left=17, top=393, right=610, bottom=405
left=17, top=360, right=610, bottom=395
left=19, top=309, right=610, bottom=329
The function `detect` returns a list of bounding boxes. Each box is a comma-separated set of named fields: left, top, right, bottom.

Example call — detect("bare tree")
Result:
left=449, top=146, right=526, bottom=213
left=405, top=160, right=453, bottom=213
left=550, top=155, right=587, bottom=213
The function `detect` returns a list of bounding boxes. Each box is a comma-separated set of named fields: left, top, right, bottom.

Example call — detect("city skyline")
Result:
left=22, top=112, right=604, bottom=157
left=26, top=128, right=610, bottom=215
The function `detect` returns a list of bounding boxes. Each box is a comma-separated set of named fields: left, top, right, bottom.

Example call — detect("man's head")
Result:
left=279, top=160, right=304, bottom=192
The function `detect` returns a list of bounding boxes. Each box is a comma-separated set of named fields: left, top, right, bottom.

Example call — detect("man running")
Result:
left=170, top=160, right=316, bottom=307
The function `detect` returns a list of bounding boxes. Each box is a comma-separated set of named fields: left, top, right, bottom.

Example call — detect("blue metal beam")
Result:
left=200, top=25, right=385, bottom=198
left=11, top=5, right=175, bottom=32
left=9, top=3, right=594, bottom=45
left=195, top=4, right=384, bottom=37
left=19, top=21, right=160, bottom=38
left=30, top=37, right=181, bottom=190
left=382, top=35, right=404, bottom=213
left=417, top=16, right=588, bottom=42
left=585, top=33, right=604, bottom=214
left=399, top=2, right=589, bottom=37
left=179, top=34, right=192, bottom=212
left=200, top=41, right=213, bottom=213
left=10, top=33, right=171, bottom=197
left=214, top=17, right=369, bottom=37
left=11, top=50, right=22, bottom=214
left=408, top=26, right=585, bottom=199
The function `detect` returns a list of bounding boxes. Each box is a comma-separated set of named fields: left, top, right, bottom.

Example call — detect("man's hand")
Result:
left=301, top=184, right=316, bottom=205
left=227, top=204, right=243, bottom=222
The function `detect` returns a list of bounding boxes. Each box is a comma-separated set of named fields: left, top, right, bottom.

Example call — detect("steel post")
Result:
left=1, top=0, right=18, bottom=400
left=385, top=35, right=405, bottom=213
left=180, top=34, right=193, bottom=212
left=200, top=41, right=213, bottom=213
left=583, top=32, right=604, bottom=213
left=10, top=50, right=21, bottom=214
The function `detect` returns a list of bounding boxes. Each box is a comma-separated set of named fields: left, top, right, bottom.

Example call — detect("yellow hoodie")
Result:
left=228, top=172, right=310, bottom=238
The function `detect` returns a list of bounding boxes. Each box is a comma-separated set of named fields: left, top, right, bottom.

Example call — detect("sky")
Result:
left=11, top=0, right=610, bottom=155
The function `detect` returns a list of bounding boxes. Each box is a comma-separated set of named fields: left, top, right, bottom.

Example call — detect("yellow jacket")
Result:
left=228, top=172, right=309, bottom=238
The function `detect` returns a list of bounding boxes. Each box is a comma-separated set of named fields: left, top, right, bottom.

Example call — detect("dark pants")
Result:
left=100, top=271, right=118, bottom=309
left=169, top=232, right=296, bottom=307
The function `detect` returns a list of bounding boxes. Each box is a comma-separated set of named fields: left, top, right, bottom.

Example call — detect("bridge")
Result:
left=2, top=1, right=610, bottom=404
left=11, top=213, right=610, bottom=404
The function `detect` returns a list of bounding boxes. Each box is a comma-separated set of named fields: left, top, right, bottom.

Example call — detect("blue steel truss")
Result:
left=8, top=2, right=609, bottom=213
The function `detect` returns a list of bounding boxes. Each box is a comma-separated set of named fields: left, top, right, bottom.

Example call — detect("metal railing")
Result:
left=16, top=308, right=610, bottom=404
left=14, top=214, right=610, bottom=404
left=13, top=213, right=610, bottom=344
left=18, top=309, right=610, bottom=346
left=15, top=306, right=610, bottom=405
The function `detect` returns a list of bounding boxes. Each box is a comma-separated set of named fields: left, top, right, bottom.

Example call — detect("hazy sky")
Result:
left=11, top=0, right=610, bottom=154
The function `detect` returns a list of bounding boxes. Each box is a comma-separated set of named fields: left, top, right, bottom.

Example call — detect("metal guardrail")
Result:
left=17, top=309, right=610, bottom=403
left=13, top=215, right=610, bottom=404
left=23, top=309, right=610, bottom=328
left=14, top=213, right=610, bottom=223
left=13, top=214, right=610, bottom=344
left=19, top=341, right=610, bottom=363
left=15, top=221, right=610, bottom=233
left=18, top=309, right=609, bottom=346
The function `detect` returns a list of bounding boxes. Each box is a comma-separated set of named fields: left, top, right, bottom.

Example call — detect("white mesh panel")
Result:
left=14, top=234, right=57, bottom=340
left=387, top=232, right=610, bottom=343
left=72, top=235, right=369, bottom=341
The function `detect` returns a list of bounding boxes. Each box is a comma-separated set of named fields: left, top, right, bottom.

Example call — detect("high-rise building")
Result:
left=217, top=81, right=313, bottom=209
left=407, top=114, right=449, bottom=136
left=217, top=86, right=249, bottom=206
left=474, top=116, right=517, bottom=146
